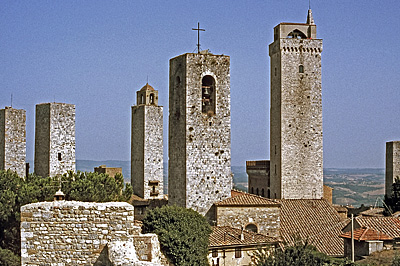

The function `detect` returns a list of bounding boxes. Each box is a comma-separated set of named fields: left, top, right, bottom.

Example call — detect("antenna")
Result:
left=309, top=0, right=311, bottom=9
left=192, top=22, right=205, bottom=54
left=10, top=93, right=13, bottom=108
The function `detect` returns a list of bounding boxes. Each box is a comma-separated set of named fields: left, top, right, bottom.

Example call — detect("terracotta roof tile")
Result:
left=340, top=227, right=393, bottom=241
left=215, top=191, right=280, bottom=207
left=278, top=199, right=345, bottom=257
left=354, top=217, right=400, bottom=239
left=209, top=226, right=278, bottom=247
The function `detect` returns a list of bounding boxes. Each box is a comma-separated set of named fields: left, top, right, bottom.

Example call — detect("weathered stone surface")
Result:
left=168, top=52, right=232, bottom=217
left=34, top=103, right=76, bottom=177
left=216, top=205, right=280, bottom=238
left=0, top=107, right=26, bottom=177
left=131, top=84, right=164, bottom=200
left=386, top=141, right=400, bottom=197
left=20, top=201, right=165, bottom=266
left=269, top=21, right=323, bottom=199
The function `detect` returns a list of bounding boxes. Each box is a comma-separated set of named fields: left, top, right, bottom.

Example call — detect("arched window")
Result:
left=141, top=95, right=144, bottom=104
left=261, top=188, right=265, bottom=197
left=150, top=93, right=154, bottom=104
left=299, top=65, right=304, bottom=73
left=251, top=187, right=254, bottom=194
left=267, top=189, right=271, bottom=198
left=202, top=75, right=216, bottom=116
left=245, top=224, right=258, bottom=233
left=256, top=188, right=259, bottom=196
left=287, top=29, right=307, bottom=39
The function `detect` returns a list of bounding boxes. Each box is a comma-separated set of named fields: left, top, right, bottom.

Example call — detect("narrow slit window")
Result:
left=58, top=153, right=62, bottom=161
left=299, top=65, right=304, bottom=73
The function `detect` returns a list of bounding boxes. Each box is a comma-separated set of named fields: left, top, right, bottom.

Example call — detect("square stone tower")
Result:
left=0, top=107, right=26, bottom=177
left=269, top=9, right=323, bottom=199
left=131, top=83, right=164, bottom=199
left=34, top=103, right=76, bottom=177
left=385, top=141, right=400, bottom=198
left=168, top=52, right=232, bottom=217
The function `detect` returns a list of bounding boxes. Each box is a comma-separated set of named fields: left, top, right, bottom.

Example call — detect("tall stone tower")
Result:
left=0, top=107, right=26, bottom=177
left=269, top=9, right=323, bottom=199
left=385, top=141, right=400, bottom=198
left=168, top=52, right=232, bottom=217
left=131, top=83, right=164, bottom=199
left=35, top=103, right=76, bottom=177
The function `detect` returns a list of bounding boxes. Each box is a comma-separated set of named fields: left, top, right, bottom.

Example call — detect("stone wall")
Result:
left=269, top=22, right=323, bottom=199
left=216, top=205, right=280, bottom=238
left=0, top=107, right=26, bottom=177
left=35, top=103, right=76, bottom=177
left=21, top=201, right=165, bottom=266
left=386, top=141, right=400, bottom=197
left=168, top=52, right=232, bottom=217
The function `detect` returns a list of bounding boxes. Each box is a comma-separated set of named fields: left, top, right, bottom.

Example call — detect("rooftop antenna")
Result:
left=309, top=0, right=311, bottom=9
left=10, top=93, right=13, bottom=108
left=192, top=22, right=205, bottom=54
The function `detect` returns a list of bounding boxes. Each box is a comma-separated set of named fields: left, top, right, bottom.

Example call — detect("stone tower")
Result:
left=168, top=52, right=232, bottom=217
left=0, top=107, right=26, bottom=177
left=34, top=103, right=76, bottom=177
left=131, top=83, right=164, bottom=199
left=385, top=141, right=400, bottom=198
left=269, top=9, right=323, bottom=199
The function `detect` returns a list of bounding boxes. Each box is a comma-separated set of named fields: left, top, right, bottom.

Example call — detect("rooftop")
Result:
left=340, top=227, right=393, bottom=241
left=215, top=190, right=279, bottom=207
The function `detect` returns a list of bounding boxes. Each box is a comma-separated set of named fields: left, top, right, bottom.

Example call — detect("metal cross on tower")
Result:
left=192, top=22, right=205, bottom=53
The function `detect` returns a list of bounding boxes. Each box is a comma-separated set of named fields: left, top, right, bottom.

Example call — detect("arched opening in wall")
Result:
left=287, top=29, right=307, bottom=39
left=150, top=94, right=154, bottom=104
left=261, top=188, right=265, bottom=197
left=299, top=65, right=304, bottom=73
left=141, top=94, right=144, bottom=104
left=202, top=75, right=216, bottom=116
left=267, top=189, right=270, bottom=198
left=251, top=187, right=254, bottom=194
left=256, top=188, right=259, bottom=196
left=245, top=224, right=258, bottom=233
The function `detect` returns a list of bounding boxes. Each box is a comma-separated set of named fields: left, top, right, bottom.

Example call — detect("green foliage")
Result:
left=0, top=247, right=20, bottom=266
left=252, top=239, right=353, bottom=266
left=0, top=170, right=133, bottom=264
left=392, top=253, right=400, bottom=266
left=385, top=176, right=400, bottom=214
left=142, top=205, right=212, bottom=266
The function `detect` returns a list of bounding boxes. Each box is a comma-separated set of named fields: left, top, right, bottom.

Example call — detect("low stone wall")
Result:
left=21, top=201, right=165, bottom=266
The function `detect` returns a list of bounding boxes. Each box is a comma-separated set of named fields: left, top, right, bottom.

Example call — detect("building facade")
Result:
left=385, top=141, right=400, bottom=197
left=246, top=160, right=270, bottom=198
left=34, top=103, right=76, bottom=177
left=0, top=107, right=26, bottom=177
left=131, top=83, right=164, bottom=199
left=269, top=9, right=323, bottom=199
left=168, top=51, right=232, bottom=217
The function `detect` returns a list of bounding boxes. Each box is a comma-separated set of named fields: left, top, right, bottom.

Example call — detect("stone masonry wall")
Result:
left=35, top=103, right=76, bottom=177
left=216, top=206, right=280, bottom=238
left=0, top=107, right=26, bottom=177
left=169, top=53, right=232, bottom=217
left=132, top=106, right=145, bottom=197
left=21, top=201, right=164, bottom=266
left=269, top=24, right=323, bottom=199
left=386, top=141, right=400, bottom=197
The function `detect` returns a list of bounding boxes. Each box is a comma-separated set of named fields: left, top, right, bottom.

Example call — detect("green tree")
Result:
left=142, top=205, right=212, bottom=266
left=0, top=170, right=133, bottom=265
left=252, top=239, right=353, bottom=266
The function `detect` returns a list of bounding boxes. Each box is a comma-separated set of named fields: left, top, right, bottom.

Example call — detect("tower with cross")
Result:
left=34, top=102, right=76, bottom=178
left=131, top=83, right=164, bottom=199
left=269, top=9, right=323, bottom=199
left=168, top=24, right=232, bottom=219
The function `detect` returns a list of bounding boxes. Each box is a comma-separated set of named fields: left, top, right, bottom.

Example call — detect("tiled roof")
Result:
left=209, top=226, right=278, bottom=247
left=215, top=191, right=280, bottom=207
left=140, top=83, right=155, bottom=91
left=278, top=199, right=345, bottom=257
left=340, top=227, right=393, bottom=241
left=354, top=217, right=400, bottom=239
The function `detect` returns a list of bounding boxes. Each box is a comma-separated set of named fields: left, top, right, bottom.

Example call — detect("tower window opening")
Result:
left=256, top=188, right=259, bottom=195
left=262, top=188, right=265, bottom=197
left=150, top=94, right=154, bottom=104
left=58, top=153, right=62, bottom=161
left=267, top=189, right=271, bottom=198
left=202, top=75, right=216, bottom=115
left=141, top=95, right=144, bottom=104
left=287, top=29, right=307, bottom=39
left=299, top=65, right=304, bottom=73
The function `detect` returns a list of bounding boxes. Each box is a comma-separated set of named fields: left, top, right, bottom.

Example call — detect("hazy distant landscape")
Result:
left=74, top=160, right=385, bottom=207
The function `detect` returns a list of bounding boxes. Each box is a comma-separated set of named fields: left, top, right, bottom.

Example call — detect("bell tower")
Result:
left=168, top=51, right=232, bottom=217
left=131, top=83, right=164, bottom=199
left=269, top=9, right=323, bottom=199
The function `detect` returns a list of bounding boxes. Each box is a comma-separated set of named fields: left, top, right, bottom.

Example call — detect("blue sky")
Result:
left=1, top=1, right=399, bottom=168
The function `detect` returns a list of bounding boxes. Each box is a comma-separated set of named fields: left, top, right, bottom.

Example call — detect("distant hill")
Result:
left=74, top=160, right=384, bottom=207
